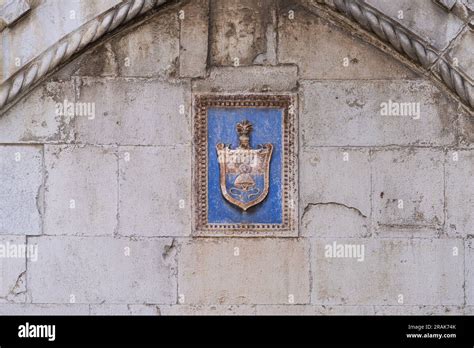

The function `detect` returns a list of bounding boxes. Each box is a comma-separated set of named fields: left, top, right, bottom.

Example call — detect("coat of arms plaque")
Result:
left=194, top=95, right=297, bottom=236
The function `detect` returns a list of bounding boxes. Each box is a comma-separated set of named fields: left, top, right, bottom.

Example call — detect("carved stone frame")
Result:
left=193, top=94, right=298, bottom=237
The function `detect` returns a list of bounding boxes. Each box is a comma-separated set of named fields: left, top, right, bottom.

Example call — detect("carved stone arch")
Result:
left=0, top=0, right=473, bottom=114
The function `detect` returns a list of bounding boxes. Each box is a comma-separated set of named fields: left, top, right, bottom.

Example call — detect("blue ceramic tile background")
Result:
left=207, top=107, right=283, bottom=224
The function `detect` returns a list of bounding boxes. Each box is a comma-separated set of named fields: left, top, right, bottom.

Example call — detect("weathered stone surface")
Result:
left=444, top=28, right=474, bottom=80
left=374, top=305, right=464, bottom=315
left=256, top=305, right=375, bottom=315
left=278, top=6, right=417, bottom=80
left=90, top=304, right=161, bottom=315
left=300, top=80, right=456, bottom=147
left=365, top=0, right=465, bottom=51
left=0, top=304, right=89, bottom=315
left=459, top=111, right=474, bottom=147
left=0, top=146, right=42, bottom=235
left=0, top=81, right=75, bottom=143
left=466, top=240, right=474, bottom=305
left=72, top=9, right=179, bottom=78
left=44, top=145, right=118, bottom=236
left=210, top=0, right=273, bottom=66
left=28, top=237, right=177, bottom=304
left=0, top=0, right=30, bottom=29
left=1, top=0, right=120, bottom=80
left=178, top=238, right=310, bottom=305
left=159, top=304, right=256, bottom=315
left=74, top=77, right=191, bottom=145
left=0, top=236, right=27, bottom=302
left=192, top=65, right=297, bottom=92
left=300, top=148, right=371, bottom=238
left=179, top=0, right=209, bottom=77
left=446, top=150, right=474, bottom=237
left=301, top=204, right=370, bottom=238
left=118, top=146, right=191, bottom=237
left=372, top=149, right=444, bottom=232
left=312, top=238, right=464, bottom=305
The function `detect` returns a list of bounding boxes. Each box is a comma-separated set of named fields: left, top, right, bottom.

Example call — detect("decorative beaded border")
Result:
left=193, top=94, right=298, bottom=237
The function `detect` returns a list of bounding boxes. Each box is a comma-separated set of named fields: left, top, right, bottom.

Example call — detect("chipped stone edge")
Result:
left=0, top=0, right=172, bottom=114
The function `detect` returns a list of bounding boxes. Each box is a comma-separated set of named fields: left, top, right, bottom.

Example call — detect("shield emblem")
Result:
left=216, top=120, right=273, bottom=211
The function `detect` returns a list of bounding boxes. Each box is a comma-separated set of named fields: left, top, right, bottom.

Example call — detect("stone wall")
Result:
left=0, top=0, right=472, bottom=315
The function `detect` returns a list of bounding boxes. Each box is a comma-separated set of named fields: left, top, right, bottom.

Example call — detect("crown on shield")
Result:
left=236, top=120, right=253, bottom=149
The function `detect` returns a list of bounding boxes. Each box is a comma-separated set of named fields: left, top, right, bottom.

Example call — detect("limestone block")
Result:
left=278, top=6, right=417, bottom=79
left=459, top=111, right=474, bottom=147
left=192, top=65, right=298, bottom=93
left=44, top=145, right=118, bottom=236
left=0, top=304, right=89, bottom=315
left=311, top=238, right=464, bottom=305
left=1, top=0, right=120, bottom=80
left=300, top=148, right=371, bottom=237
left=90, top=304, right=160, bottom=315
left=374, top=305, right=464, bottom=315
left=446, top=150, right=474, bottom=237
left=0, top=236, right=27, bottom=301
left=372, top=149, right=444, bottom=230
left=28, top=236, right=177, bottom=304
left=444, top=28, right=474, bottom=81
left=118, top=146, right=191, bottom=237
left=75, top=77, right=191, bottom=146
left=256, top=305, right=375, bottom=315
left=300, top=80, right=455, bottom=147
left=365, top=0, right=464, bottom=51
left=72, top=8, right=179, bottom=78
left=179, top=0, right=209, bottom=77
left=159, top=304, right=256, bottom=315
left=178, top=238, right=310, bottom=305
left=466, top=240, right=474, bottom=305
left=210, top=0, right=273, bottom=66
left=0, top=0, right=30, bottom=29
left=0, top=146, right=42, bottom=235
left=0, top=81, right=75, bottom=143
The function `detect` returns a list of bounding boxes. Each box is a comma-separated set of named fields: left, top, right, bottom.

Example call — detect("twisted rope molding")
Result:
left=332, top=0, right=473, bottom=110
left=0, top=0, right=170, bottom=113
left=0, top=0, right=472, bottom=113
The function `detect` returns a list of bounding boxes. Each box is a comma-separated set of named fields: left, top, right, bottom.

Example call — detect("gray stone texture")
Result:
left=312, top=238, right=464, bottom=305
left=446, top=150, right=474, bottom=237
left=0, top=235, right=27, bottom=302
left=0, top=146, right=42, bottom=235
left=192, top=65, right=298, bottom=92
left=210, top=0, right=274, bottom=66
left=300, top=148, right=371, bottom=237
left=28, top=236, right=177, bottom=304
left=70, top=8, right=180, bottom=78
left=1, top=0, right=120, bottom=81
left=44, top=145, right=118, bottom=236
left=277, top=6, right=417, bottom=80
left=364, top=0, right=465, bottom=51
left=74, top=77, right=191, bottom=146
left=444, top=28, right=474, bottom=81
left=0, top=0, right=30, bottom=30
left=0, top=304, right=90, bottom=315
left=179, top=0, right=209, bottom=77
left=0, top=81, right=75, bottom=143
left=178, top=238, right=310, bottom=305
left=300, top=80, right=456, bottom=147
left=372, top=149, right=445, bottom=232
left=466, top=240, right=474, bottom=305
left=118, top=146, right=191, bottom=237
left=256, top=305, right=376, bottom=315
left=0, top=0, right=472, bottom=316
